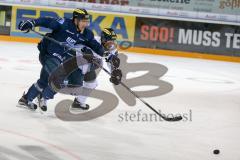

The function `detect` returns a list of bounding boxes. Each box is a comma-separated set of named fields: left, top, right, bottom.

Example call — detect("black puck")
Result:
left=213, top=149, right=220, bottom=154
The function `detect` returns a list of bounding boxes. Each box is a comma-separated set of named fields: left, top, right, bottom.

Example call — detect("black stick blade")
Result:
left=162, top=115, right=183, bottom=122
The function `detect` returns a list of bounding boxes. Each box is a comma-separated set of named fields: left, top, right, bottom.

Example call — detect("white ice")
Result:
left=0, top=41, right=240, bottom=160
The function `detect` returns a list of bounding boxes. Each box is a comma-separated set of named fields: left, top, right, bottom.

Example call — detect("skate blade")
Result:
left=16, top=104, right=36, bottom=111
left=69, top=107, right=88, bottom=114
left=38, top=108, right=46, bottom=115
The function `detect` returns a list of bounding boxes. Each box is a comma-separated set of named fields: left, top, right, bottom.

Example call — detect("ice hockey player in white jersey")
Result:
left=68, top=28, right=122, bottom=111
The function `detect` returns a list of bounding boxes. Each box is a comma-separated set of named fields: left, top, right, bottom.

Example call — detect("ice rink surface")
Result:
left=0, top=41, right=240, bottom=160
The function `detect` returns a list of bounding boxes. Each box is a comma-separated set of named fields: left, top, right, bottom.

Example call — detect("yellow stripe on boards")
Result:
left=0, top=35, right=40, bottom=43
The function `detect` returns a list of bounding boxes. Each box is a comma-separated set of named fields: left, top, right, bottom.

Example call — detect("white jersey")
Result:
left=73, top=36, right=117, bottom=74
left=73, top=38, right=103, bottom=74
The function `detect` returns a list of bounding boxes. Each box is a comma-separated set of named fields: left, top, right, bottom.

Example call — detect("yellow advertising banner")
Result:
left=11, top=6, right=136, bottom=42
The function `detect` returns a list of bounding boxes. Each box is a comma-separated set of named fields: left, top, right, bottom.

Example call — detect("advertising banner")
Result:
left=60, top=0, right=130, bottom=6
left=134, top=16, right=240, bottom=57
left=10, top=5, right=136, bottom=42
left=127, top=0, right=240, bottom=15
left=3, top=3, right=240, bottom=58
left=1, top=0, right=239, bottom=23
left=59, top=0, right=240, bottom=16
left=0, top=5, right=12, bottom=35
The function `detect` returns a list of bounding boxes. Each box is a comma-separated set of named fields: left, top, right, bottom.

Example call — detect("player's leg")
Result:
left=67, top=68, right=86, bottom=110
left=18, top=67, right=48, bottom=110
left=72, top=69, right=98, bottom=110
left=18, top=52, right=49, bottom=110
left=68, top=68, right=84, bottom=87
left=37, top=57, right=61, bottom=111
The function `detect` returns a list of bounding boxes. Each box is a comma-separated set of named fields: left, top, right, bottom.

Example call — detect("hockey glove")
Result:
left=18, top=20, right=35, bottom=31
left=110, top=69, right=122, bottom=85
left=81, top=47, right=94, bottom=63
left=109, top=55, right=120, bottom=69
left=105, top=50, right=120, bottom=69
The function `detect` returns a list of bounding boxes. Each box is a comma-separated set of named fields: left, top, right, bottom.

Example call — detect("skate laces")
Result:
left=40, top=98, right=47, bottom=107
left=27, top=101, right=35, bottom=107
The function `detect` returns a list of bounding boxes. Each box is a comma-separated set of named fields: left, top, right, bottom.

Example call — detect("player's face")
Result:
left=77, top=19, right=89, bottom=31
left=103, top=40, right=117, bottom=51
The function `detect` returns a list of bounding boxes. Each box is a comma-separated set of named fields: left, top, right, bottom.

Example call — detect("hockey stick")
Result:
left=97, top=66, right=182, bottom=122
left=31, top=30, right=182, bottom=122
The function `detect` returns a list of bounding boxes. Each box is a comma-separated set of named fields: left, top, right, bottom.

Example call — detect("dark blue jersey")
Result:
left=35, top=17, right=104, bottom=61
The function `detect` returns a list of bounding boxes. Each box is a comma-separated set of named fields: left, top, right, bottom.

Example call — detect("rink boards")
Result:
left=0, top=4, right=240, bottom=62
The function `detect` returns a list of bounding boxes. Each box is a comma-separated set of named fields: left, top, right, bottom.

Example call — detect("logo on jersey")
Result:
left=66, top=37, right=76, bottom=46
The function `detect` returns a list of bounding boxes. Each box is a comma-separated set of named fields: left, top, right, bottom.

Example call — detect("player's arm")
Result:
left=86, top=31, right=105, bottom=57
left=18, top=17, right=63, bottom=31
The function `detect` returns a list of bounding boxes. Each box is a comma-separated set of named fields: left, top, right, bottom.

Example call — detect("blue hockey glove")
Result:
left=18, top=20, right=35, bottom=31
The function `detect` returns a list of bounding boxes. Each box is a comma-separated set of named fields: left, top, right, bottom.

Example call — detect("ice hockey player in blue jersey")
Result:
left=17, top=8, right=104, bottom=110
left=17, top=8, right=121, bottom=111
left=46, top=27, right=120, bottom=111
